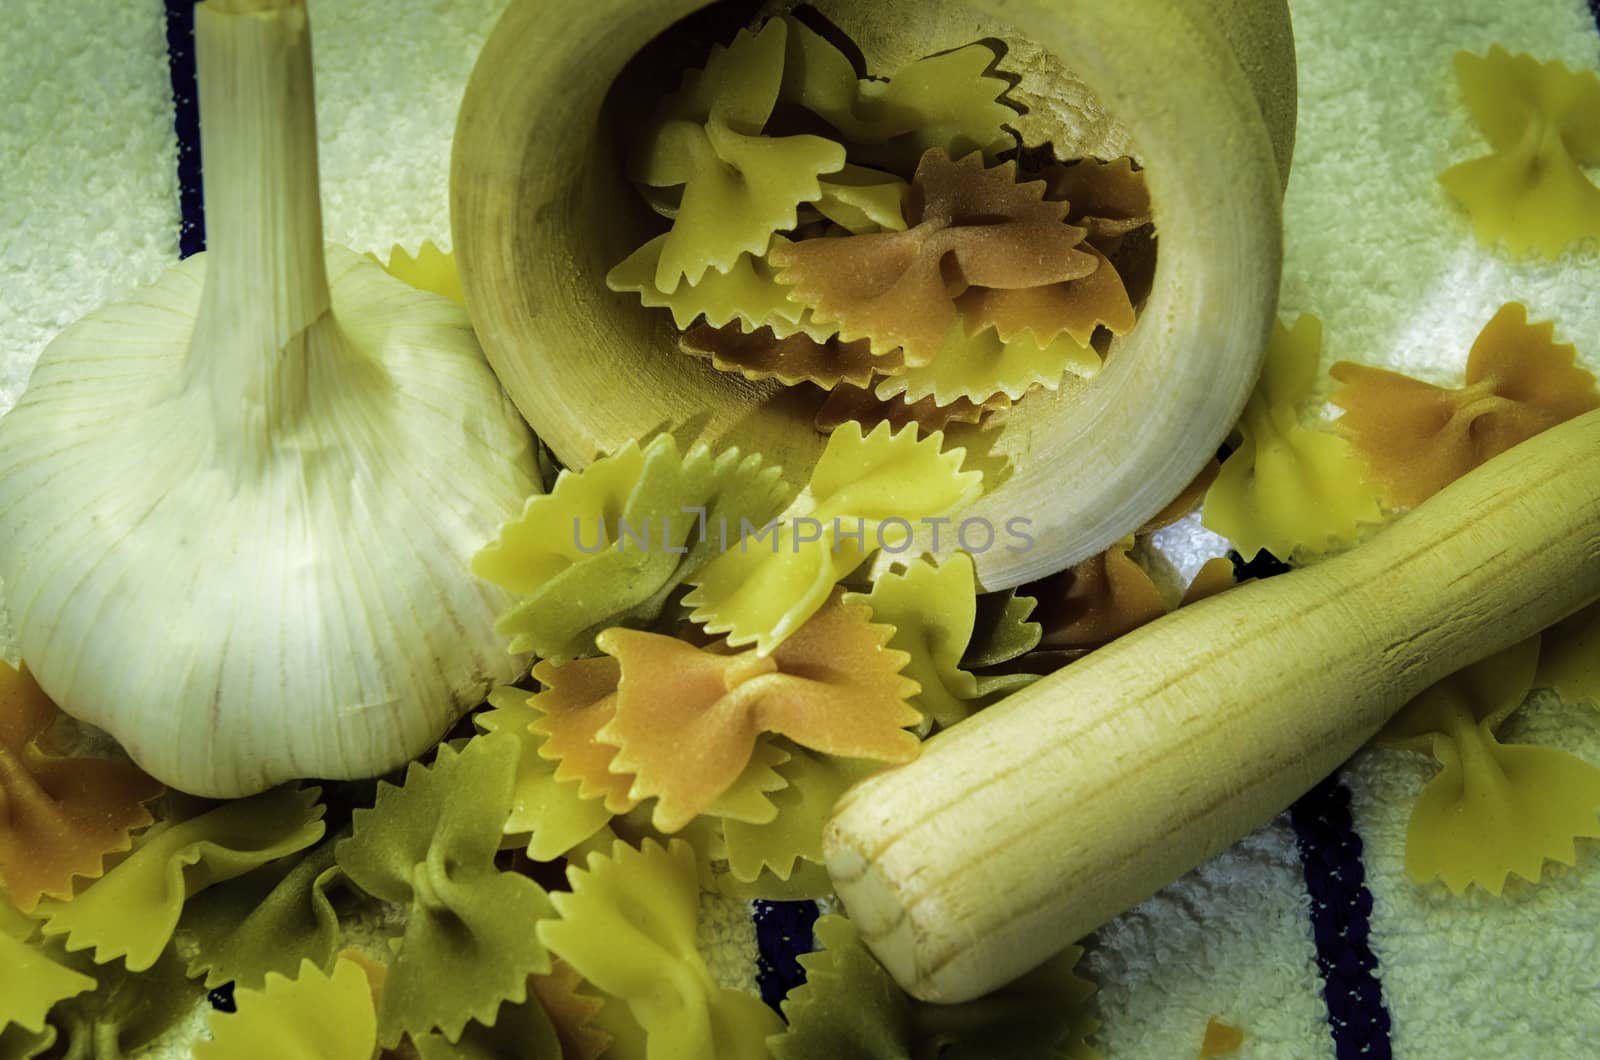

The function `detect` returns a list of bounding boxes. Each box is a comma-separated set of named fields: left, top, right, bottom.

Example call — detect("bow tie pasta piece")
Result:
left=963, top=587, right=1043, bottom=670
left=1438, top=48, right=1600, bottom=258
left=811, top=166, right=912, bottom=233
left=177, top=840, right=343, bottom=992
left=607, top=235, right=834, bottom=342
left=1331, top=303, right=1599, bottom=509
left=0, top=662, right=164, bottom=911
left=873, top=318, right=1101, bottom=408
left=477, top=687, right=614, bottom=861
left=36, top=784, right=324, bottom=972
left=531, top=959, right=614, bottom=1060
left=770, top=150, right=1096, bottom=365
left=845, top=554, right=1037, bottom=731
left=195, top=958, right=378, bottom=1060
left=472, top=433, right=787, bottom=664
left=334, top=735, right=555, bottom=1047
left=776, top=16, right=1014, bottom=172
left=956, top=246, right=1136, bottom=353
left=814, top=382, right=1003, bottom=437
left=1042, top=157, right=1154, bottom=251
left=1536, top=602, right=1600, bottom=705
left=686, top=421, right=983, bottom=653
left=769, top=914, right=1097, bottom=1060
left=372, top=240, right=464, bottom=305
left=0, top=904, right=94, bottom=1052
left=630, top=20, right=847, bottom=290
left=1378, top=638, right=1600, bottom=895
left=1203, top=315, right=1382, bottom=559
left=680, top=322, right=903, bottom=391
left=539, top=839, right=783, bottom=1060
left=596, top=592, right=919, bottom=832
left=34, top=942, right=201, bottom=1059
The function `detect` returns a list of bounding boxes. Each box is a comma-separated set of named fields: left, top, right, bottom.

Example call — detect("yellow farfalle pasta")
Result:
left=0, top=662, right=163, bottom=911
left=195, top=958, right=377, bottom=1060
left=680, top=322, right=902, bottom=391
left=24, top=940, right=201, bottom=1059
left=538, top=839, right=783, bottom=1060
left=1378, top=638, right=1600, bottom=895
left=1204, top=315, right=1383, bottom=559
left=372, top=240, right=463, bottom=305
left=686, top=420, right=983, bottom=652
left=596, top=591, right=919, bottom=831
left=873, top=317, right=1101, bottom=407
left=37, top=784, right=324, bottom=972
left=845, top=553, right=1036, bottom=730
left=810, top=166, right=911, bottom=233
left=770, top=150, right=1095, bottom=365
left=477, top=686, right=614, bottom=861
left=1537, top=601, right=1599, bottom=705
left=0, top=901, right=94, bottom=1050
left=629, top=20, right=847, bottom=290
left=1331, top=303, right=1599, bottom=509
left=776, top=15, right=1014, bottom=172
left=472, top=433, right=787, bottom=663
left=813, top=381, right=1002, bottom=436
left=1438, top=47, right=1600, bottom=258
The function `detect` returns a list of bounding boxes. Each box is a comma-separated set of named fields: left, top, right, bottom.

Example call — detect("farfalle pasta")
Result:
left=531, top=960, right=613, bottom=1060
left=873, top=320, right=1101, bottom=407
left=1331, top=303, right=1599, bottom=509
left=178, top=839, right=345, bottom=991
left=845, top=553, right=1037, bottom=731
left=629, top=19, right=848, bottom=289
left=813, top=383, right=1000, bottom=437
left=26, top=941, right=202, bottom=1060
left=1378, top=638, right=1600, bottom=895
left=0, top=902, right=93, bottom=1055
left=472, top=432, right=786, bottom=663
left=769, top=914, right=1100, bottom=1060
left=1204, top=315, right=1382, bottom=558
left=680, top=321, right=900, bottom=391
left=196, top=958, right=378, bottom=1060
left=770, top=150, right=1096, bottom=364
left=0, top=662, right=163, bottom=911
left=686, top=420, right=983, bottom=652
left=538, top=839, right=783, bottom=1060
left=37, top=783, right=325, bottom=972
left=334, top=734, right=554, bottom=1047
left=374, top=240, right=464, bottom=305
left=1438, top=47, right=1600, bottom=258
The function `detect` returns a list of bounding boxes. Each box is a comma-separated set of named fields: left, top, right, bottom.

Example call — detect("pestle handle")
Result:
left=824, top=408, right=1600, bottom=1003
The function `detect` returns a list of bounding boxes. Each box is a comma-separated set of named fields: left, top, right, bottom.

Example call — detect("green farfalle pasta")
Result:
left=845, top=553, right=1036, bottom=730
left=29, top=942, right=203, bottom=1060
left=811, top=166, right=912, bottom=233
left=685, top=420, right=983, bottom=653
left=477, top=687, right=614, bottom=861
left=1203, top=315, right=1382, bottom=560
left=770, top=914, right=1099, bottom=1060
left=178, top=839, right=345, bottom=991
left=538, top=839, right=783, bottom=1060
left=1537, top=601, right=1599, bottom=704
left=776, top=15, right=1014, bottom=172
left=37, top=784, right=325, bottom=972
left=963, top=587, right=1043, bottom=670
left=196, top=957, right=377, bottom=1060
left=1438, top=47, right=1600, bottom=258
left=472, top=433, right=786, bottom=663
left=1378, top=638, right=1600, bottom=896
left=335, top=734, right=554, bottom=1047
left=0, top=901, right=94, bottom=1055
left=630, top=19, right=847, bottom=290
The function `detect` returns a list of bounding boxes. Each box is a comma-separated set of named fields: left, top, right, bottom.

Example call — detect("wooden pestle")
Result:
left=824, top=407, right=1600, bottom=1003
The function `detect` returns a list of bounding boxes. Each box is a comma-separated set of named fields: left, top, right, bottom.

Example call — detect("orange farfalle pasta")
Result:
left=1438, top=47, right=1600, bottom=258
left=1377, top=638, right=1600, bottom=895
left=1331, top=303, right=1599, bottom=508
left=679, top=321, right=903, bottom=390
left=770, top=149, right=1096, bottom=364
left=533, top=593, right=919, bottom=834
left=956, top=244, right=1135, bottom=350
left=0, top=662, right=163, bottom=911
left=1043, top=156, right=1153, bottom=252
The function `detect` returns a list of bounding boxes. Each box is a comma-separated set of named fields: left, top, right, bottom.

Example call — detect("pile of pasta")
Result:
left=607, top=14, right=1152, bottom=436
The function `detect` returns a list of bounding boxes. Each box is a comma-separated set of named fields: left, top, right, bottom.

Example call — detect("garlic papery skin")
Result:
left=0, top=0, right=539, bottom=796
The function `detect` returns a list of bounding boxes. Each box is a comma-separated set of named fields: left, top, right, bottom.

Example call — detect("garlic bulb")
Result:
left=0, top=0, right=538, bottom=796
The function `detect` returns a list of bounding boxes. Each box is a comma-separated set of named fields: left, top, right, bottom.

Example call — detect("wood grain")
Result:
left=824, top=408, right=1600, bottom=1002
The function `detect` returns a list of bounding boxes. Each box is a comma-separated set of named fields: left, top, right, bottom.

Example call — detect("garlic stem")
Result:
left=188, top=0, right=331, bottom=433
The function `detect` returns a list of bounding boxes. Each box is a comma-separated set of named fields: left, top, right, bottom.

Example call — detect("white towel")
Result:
left=1, top=1, right=1596, bottom=1056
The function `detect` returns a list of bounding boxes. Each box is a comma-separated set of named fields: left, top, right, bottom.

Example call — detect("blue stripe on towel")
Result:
left=163, top=0, right=205, bottom=258
left=752, top=899, right=821, bottom=1013
left=1291, top=773, right=1394, bottom=1060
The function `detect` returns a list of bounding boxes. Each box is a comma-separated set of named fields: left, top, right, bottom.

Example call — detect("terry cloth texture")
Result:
left=1, top=1, right=1598, bottom=1057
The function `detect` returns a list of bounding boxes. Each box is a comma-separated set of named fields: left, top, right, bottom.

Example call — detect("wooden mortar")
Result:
left=451, top=0, right=1296, bottom=586
left=824, top=408, right=1600, bottom=1003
